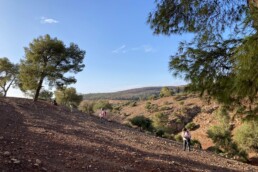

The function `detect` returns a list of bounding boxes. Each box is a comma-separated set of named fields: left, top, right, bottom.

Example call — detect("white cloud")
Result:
left=142, top=45, right=156, bottom=53
left=113, top=44, right=156, bottom=54
left=112, top=45, right=126, bottom=53
left=41, top=17, right=59, bottom=24
left=132, top=45, right=156, bottom=53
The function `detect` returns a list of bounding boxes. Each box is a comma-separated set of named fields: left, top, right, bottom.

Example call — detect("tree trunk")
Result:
left=33, top=77, right=44, bottom=102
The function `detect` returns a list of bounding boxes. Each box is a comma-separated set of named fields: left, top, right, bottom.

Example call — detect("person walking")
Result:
left=99, top=108, right=107, bottom=121
left=182, top=128, right=191, bottom=151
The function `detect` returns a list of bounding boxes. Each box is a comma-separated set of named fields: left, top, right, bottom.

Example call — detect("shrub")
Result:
left=191, top=139, right=202, bottom=149
left=163, top=133, right=174, bottom=140
left=130, top=115, right=153, bottom=131
left=207, top=125, right=231, bottom=150
left=175, top=118, right=182, bottom=124
left=160, top=87, right=173, bottom=97
left=93, top=100, right=112, bottom=111
left=129, top=101, right=137, bottom=107
left=234, top=120, right=258, bottom=152
left=185, top=122, right=199, bottom=131
left=152, top=112, right=168, bottom=128
left=160, top=106, right=171, bottom=111
left=78, top=101, right=94, bottom=114
left=155, top=128, right=165, bottom=137
left=145, top=102, right=152, bottom=110
left=174, top=133, right=183, bottom=142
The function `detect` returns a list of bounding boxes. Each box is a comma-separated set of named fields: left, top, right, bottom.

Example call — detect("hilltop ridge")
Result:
left=0, top=97, right=257, bottom=171
left=83, top=86, right=184, bottom=100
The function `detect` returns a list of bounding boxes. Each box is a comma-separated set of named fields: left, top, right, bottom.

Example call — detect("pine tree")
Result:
left=19, top=34, right=85, bottom=101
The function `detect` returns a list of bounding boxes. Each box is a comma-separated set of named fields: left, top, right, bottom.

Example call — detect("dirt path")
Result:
left=0, top=97, right=257, bottom=171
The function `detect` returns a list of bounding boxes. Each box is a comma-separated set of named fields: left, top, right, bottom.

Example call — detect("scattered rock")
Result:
left=11, top=158, right=21, bottom=164
left=36, top=159, right=41, bottom=164
left=3, top=151, right=11, bottom=156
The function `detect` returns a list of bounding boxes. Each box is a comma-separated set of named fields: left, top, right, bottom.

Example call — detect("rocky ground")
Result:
left=1, top=97, right=258, bottom=171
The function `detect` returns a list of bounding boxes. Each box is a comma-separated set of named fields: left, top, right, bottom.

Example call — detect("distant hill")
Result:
left=83, top=86, right=185, bottom=100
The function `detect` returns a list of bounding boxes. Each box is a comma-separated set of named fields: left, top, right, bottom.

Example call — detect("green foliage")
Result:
left=185, top=122, right=199, bottom=131
left=78, top=100, right=94, bottom=114
left=19, top=34, right=85, bottom=101
left=129, top=101, right=137, bottom=107
left=38, top=89, right=53, bottom=100
left=93, top=100, right=112, bottom=112
left=145, top=101, right=151, bottom=110
left=191, top=139, right=202, bottom=149
left=234, top=120, right=258, bottom=152
left=174, top=133, right=182, bottom=142
left=148, top=1, right=258, bottom=112
left=130, top=115, right=153, bottom=131
left=160, top=87, right=173, bottom=97
left=152, top=112, right=168, bottom=129
left=159, top=106, right=171, bottom=111
left=0, top=57, right=19, bottom=97
left=55, top=87, right=83, bottom=107
left=145, top=102, right=159, bottom=112
left=207, top=125, right=232, bottom=150
left=148, top=1, right=250, bottom=43
left=155, top=128, right=165, bottom=137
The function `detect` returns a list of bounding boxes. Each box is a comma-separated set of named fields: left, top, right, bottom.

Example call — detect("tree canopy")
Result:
left=54, top=87, right=83, bottom=107
left=148, top=0, right=258, bottom=109
left=0, top=57, right=19, bottom=97
left=19, top=34, right=85, bottom=101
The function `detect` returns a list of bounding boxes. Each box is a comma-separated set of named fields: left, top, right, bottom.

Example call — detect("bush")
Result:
left=78, top=101, right=94, bottom=114
left=93, top=100, right=112, bottom=111
left=191, top=139, right=202, bottom=149
left=174, top=133, right=183, bottom=142
left=145, top=102, right=159, bottom=112
left=145, top=102, right=152, bottom=110
left=160, top=106, right=171, bottom=111
left=234, top=120, right=258, bottom=152
left=155, top=128, right=165, bottom=137
left=185, top=122, right=199, bottom=131
left=152, top=112, right=168, bottom=128
left=207, top=125, right=231, bottom=150
left=130, top=115, right=153, bottom=131
left=129, top=101, right=137, bottom=107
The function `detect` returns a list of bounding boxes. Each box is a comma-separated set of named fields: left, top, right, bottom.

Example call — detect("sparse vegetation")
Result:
left=185, top=122, right=199, bottom=131
left=78, top=100, right=94, bottom=114
left=93, top=100, right=112, bottom=112
left=130, top=115, right=153, bottom=131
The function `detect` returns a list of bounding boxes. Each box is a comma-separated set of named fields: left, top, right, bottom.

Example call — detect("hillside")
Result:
left=83, top=86, right=183, bottom=100
left=1, top=97, right=258, bottom=171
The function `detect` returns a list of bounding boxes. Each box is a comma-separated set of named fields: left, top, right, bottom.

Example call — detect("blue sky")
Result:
left=0, top=0, right=191, bottom=97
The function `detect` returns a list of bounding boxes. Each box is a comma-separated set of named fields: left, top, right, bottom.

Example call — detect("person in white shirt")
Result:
left=182, top=128, right=191, bottom=151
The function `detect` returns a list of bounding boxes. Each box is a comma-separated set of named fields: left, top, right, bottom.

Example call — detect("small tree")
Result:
left=55, top=87, right=83, bottom=107
left=130, top=115, right=153, bottom=131
left=160, top=87, right=173, bottom=97
left=19, top=34, right=85, bottom=101
left=0, top=57, right=19, bottom=97
left=78, top=100, right=94, bottom=114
